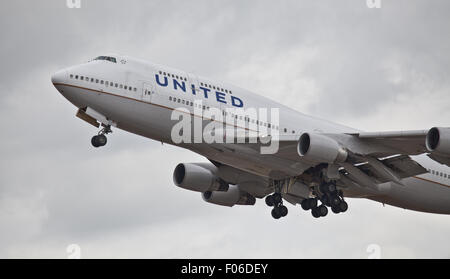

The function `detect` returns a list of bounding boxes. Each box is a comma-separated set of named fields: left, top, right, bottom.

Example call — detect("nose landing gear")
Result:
left=91, top=125, right=112, bottom=148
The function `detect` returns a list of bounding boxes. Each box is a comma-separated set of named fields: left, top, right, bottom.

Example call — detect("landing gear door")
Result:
left=142, top=81, right=154, bottom=103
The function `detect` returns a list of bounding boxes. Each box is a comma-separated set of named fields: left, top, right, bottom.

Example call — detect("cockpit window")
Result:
left=93, top=56, right=117, bottom=63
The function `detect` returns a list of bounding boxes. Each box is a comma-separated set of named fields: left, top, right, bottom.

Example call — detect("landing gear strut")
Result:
left=91, top=125, right=112, bottom=148
left=265, top=181, right=288, bottom=220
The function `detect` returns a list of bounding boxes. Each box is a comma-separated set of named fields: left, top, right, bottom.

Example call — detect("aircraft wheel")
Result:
left=318, top=205, right=328, bottom=217
left=265, top=195, right=275, bottom=207
left=91, top=135, right=100, bottom=147
left=97, top=134, right=107, bottom=146
left=330, top=195, right=341, bottom=207
left=311, top=207, right=321, bottom=218
left=320, top=182, right=337, bottom=194
left=279, top=205, right=288, bottom=217
left=308, top=198, right=318, bottom=209
left=91, top=134, right=107, bottom=147
left=301, top=199, right=310, bottom=211
left=339, top=201, right=348, bottom=212
left=328, top=183, right=337, bottom=193
left=271, top=207, right=281, bottom=219
left=321, top=194, right=330, bottom=206
left=331, top=206, right=341, bottom=214
left=272, top=193, right=282, bottom=205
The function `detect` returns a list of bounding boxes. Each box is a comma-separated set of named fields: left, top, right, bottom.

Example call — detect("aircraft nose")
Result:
left=51, top=69, right=67, bottom=84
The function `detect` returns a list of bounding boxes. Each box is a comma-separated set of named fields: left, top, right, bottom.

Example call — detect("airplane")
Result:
left=51, top=54, right=450, bottom=219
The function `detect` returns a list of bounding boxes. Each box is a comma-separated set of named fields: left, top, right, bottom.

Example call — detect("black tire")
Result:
left=272, top=193, right=282, bottom=205
left=311, top=207, right=321, bottom=218
left=301, top=199, right=310, bottom=211
left=330, top=195, right=341, bottom=207
left=265, top=195, right=274, bottom=207
left=339, top=201, right=348, bottom=212
left=91, top=136, right=100, bottom=147
left=271, top=207, right=281, bottom=219
left=279, top=205, right=288, bottom=217
left=327, top=183, right=337, bottom=193
left=308, top=198, right=317, bottom=209
left=321, top=194, right=329, bottom=206
left=318, top=205, right=328, bottom=217
left=319, top=183, right=327, bottom=193
left=97, top=134, right=107, bottom=146
left=331, top=206, right=341, bottom=214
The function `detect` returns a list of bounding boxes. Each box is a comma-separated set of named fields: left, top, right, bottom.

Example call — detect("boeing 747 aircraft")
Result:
left=51, top=54, right=450, bottom=219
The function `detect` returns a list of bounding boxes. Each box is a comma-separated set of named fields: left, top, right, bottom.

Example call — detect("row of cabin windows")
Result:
left=159, top=71, right=188, bottom=82
left=168, top=96, right=279, bottom=130
left=169, top=96, right=203, bottom=109
left=69, top=73, right=289, bottom=133
left=199, top=82, right=233, bottom=94
left=427, top=169, right=450, bottom=179
left=69, top=74, right=137, bottom=92
left=157, top=70, right=233, bottom=94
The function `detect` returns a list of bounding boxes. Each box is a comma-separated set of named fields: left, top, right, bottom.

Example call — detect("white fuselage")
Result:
left=51, top=55, right=450, bottom=214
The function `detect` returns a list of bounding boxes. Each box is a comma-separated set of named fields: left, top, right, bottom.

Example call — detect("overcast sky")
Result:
left=1, top=0, right=450, bottom=258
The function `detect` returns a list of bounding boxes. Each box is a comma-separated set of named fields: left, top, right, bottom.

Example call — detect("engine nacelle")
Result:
left=297, top=133, right=348, bottom=163
left=173, top=163, right=229, bottom=193
left=426, top=127, right=450, bottom=156
left=202, top=185, right=256, bottom=207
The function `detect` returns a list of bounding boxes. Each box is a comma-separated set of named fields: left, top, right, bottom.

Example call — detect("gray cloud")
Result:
left=1, top=0, right=450, bottom=258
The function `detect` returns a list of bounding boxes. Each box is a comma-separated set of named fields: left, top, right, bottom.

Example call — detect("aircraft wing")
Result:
left=232, top=127, right=444, bottom=157
left=216, top=127, right=449, bottom=191
left=340, top=154, right=427, bottom=184
left=311, top=127, right=450, bottom=167
left=346, top=130, right=429, bottom=156
left=301, top=127, right=449, bottom=189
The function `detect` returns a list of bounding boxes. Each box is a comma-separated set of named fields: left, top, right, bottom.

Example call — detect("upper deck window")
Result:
left=93, top=56, right=117, bottom=63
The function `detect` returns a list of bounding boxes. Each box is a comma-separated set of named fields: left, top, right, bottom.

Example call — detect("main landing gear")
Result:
left=301, top=197, right=328, bottom=218
left=91, top=125, right=112, bottom=148
left=265, top=180, right=288, bottom=220
left=300, top=181, right=348, bottom=218
left=265, top=193, right=288, bottom=220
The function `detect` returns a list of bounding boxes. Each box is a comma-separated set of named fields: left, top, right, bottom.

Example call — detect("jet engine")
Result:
left=173, top=163, right=229, bottom=192
left=202, top=185, right=256, bottom=207
left=426, top=127, right=450, bottom=156
left=297, top=133, right=348, bottom=163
